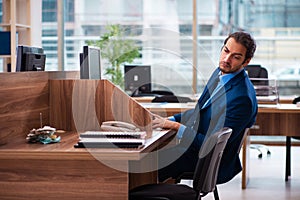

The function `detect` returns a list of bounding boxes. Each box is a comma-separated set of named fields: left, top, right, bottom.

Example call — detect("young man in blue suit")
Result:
left=152, top=31, right=258, bottom=184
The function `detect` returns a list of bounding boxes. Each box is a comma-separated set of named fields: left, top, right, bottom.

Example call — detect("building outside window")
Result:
left=0, top=0, right=299, bottom=96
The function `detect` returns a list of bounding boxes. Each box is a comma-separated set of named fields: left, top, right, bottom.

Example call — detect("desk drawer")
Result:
left=251, top=113, right=300, bottom=136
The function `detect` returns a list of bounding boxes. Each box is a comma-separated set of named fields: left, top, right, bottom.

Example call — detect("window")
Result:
left=40, top=0, right=300, bottom=96
left=42, top=0, right=74, bottom=22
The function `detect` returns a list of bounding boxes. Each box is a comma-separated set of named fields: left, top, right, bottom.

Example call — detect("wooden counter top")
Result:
left=0, top=130, right=176, bottom=161
left=258, top=103, right=300, bottom=113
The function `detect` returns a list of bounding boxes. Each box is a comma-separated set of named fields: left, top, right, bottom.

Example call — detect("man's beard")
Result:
left=219, top=61, right=243, bottom=74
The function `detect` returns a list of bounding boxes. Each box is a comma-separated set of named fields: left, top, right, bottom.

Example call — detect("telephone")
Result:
left=100, top=121, right=140, bottom=132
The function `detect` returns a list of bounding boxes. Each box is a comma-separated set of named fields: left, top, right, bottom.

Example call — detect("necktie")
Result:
left=209, top=76, right=220, bottom=93
left=202, top=76, right=222, bottom=108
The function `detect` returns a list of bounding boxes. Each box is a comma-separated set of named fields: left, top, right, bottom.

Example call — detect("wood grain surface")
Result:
left=49, top=79, right=153, bottom=137
left=0, top=71, right=175, bottom=199
left=0, top=71, right=79, bottom=144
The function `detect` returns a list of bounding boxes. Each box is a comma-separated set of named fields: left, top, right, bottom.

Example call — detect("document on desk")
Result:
left=258, top=104, right=280, bottom=108
left=256, top=96, right=278, bottom=102
left=74, top=131, right=146, bottom=148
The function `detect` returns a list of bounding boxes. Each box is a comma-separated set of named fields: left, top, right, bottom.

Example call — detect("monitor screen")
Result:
left=124, top=65, right=151, bottom=95
left=79, top=46, right=101, bottom=79
left=16, top=45, right=45, bottom=71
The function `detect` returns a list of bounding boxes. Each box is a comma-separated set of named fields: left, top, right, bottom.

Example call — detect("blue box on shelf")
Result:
left=0, top=31, right=11, bottom=55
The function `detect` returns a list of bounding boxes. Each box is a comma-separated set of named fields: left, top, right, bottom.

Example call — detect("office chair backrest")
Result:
left=292, top=96, right=300, bottom=104
left=245, top=65, right=269, bottom=96
left=245, top=65, right=268, bottom=78
left=245, top=64, right=268, bottom=86
left=193, top=127, right=232, bottom=195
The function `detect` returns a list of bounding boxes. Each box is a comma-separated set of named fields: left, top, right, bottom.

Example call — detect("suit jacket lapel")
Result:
left=197, top=68, right=220, bottom=108
left=201, top=69, right=246, bottom=109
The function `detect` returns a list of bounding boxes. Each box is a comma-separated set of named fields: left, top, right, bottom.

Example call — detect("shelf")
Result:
left=0, top=23, right=11, bottom=27
left=16, top=24, right=31, bottom=29
left=0, top=23, right=30, bottom=29
left=0, top=55, right=11, bottom=58
left=1, top=0, right=31, bottom=72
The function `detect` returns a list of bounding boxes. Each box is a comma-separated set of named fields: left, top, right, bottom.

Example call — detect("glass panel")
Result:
left=39, top=0, right=300, bottom=96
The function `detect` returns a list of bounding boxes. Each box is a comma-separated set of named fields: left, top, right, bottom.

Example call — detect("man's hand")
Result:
left=151, top=113, right=181, bottom=131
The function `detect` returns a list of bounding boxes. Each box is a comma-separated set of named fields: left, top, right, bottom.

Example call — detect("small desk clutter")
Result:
left=26, top=125, right=61, bottom=144
left=0, top=71, right=177, bottom=200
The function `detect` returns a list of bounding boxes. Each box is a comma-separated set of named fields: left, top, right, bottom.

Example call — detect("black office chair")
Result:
left=245, top=64, right=270, bottom=96
left=152, top=95, right=194, bottom=103
left=174, top=128, right=249, bottom=188
left=129, top=127, right=232, bottom=200
left=131, top=84, right=174, bottom=97
left=285, top=96, right=300, bottom=181
left=245, top=64, right=269, bottom=87
left=245, top=64, right=272, bottom=158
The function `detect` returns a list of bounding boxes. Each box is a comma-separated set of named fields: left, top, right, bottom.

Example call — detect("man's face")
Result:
left=219, top=37, right=251, bottom=74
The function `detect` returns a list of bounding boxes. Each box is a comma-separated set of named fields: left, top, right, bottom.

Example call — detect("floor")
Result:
left=181, top=146, right=300, bottom=200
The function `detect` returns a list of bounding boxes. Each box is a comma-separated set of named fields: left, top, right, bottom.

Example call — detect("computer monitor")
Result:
left=16, top=45, right=46, bottom=71
left=79, top=46, right=102, bottom=79
left=124, top=65, right=151, bottom=95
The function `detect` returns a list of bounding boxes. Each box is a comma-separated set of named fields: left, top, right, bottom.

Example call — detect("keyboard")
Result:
left=79, top=131, right=147, bottom=139
left=75, top=138, right=145, bottom=148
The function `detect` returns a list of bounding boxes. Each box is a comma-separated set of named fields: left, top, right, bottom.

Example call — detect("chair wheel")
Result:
left=258, top=153, right=262, bottom=158
left=267, top=150, right=271, bottom=156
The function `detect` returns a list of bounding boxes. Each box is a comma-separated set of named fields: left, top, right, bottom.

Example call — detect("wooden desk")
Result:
left=140, top=102, right=300, bottom=189
left=241, top=104, right=300, bottom=188
left=134, top=95, right=294, bottom=104
left=0, top=71, right=297, bottom=196
left=0, top=130, right=176, bottom=200
left=0, top=72, right=172, bottom=199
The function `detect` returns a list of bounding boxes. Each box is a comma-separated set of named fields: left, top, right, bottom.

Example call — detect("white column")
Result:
left=57, top=0, right=65, bottom=71
left=192, top=0, right=198, bottom=93
left=142, top=0, right=180, bottom=68
left=30, top=0, right=42, bottom=47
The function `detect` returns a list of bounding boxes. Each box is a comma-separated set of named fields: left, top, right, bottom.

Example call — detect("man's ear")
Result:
left=242, top=58, right=251, bottom=67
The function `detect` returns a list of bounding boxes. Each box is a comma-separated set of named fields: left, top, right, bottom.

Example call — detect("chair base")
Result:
left=250, top=144, right=271, bottom=158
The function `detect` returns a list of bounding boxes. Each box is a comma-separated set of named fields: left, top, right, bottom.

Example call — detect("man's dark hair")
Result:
left=224, top=32, right=256, bottom=61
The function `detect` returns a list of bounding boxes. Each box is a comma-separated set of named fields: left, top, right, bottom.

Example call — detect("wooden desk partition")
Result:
left=0, top=71, right=173, bottom=200
left=49, top=79, right=152, bottom=136
left=241, top=104, right=300, bottom=189
left=0, top=71, right=79, bottom=144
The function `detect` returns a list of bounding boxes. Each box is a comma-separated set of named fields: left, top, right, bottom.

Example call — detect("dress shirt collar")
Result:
left=218, top=68, right=243, bottom=85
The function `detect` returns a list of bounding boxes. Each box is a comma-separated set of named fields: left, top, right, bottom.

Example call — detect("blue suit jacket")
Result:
left=173, top=67, right=257, bottom=184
